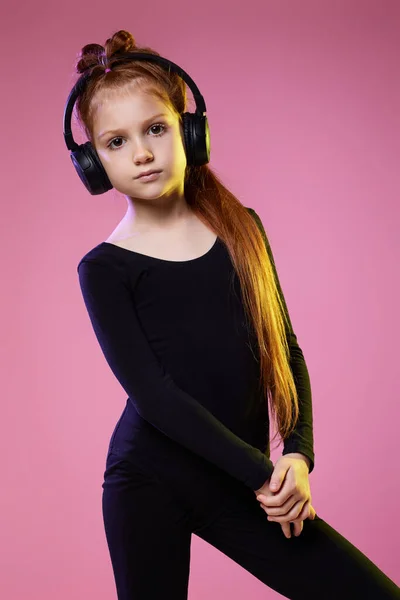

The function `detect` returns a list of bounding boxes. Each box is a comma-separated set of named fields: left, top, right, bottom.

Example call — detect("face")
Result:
left=91, top=86, right=187, bottom=205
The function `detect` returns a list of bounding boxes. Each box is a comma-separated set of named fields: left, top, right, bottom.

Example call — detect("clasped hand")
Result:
left=253, top=454, right=316, bottom=539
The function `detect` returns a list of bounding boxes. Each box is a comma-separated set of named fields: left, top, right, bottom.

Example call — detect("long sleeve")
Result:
left=246, top=208, right=315, bottom=473
left=77, top=257, right=274, bottom=490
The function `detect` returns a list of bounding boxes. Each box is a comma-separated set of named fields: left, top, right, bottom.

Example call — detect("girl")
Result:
left=74, top=29, right=400, bottom=600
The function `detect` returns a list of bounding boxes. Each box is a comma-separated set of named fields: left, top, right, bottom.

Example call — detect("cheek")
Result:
left=103, top=151, right=131, bottom=172
left=171, top=133, right=188, bottom=163
left=169, top=144, right=187, bottom=174
left=95, top=148, right=114, bottom=167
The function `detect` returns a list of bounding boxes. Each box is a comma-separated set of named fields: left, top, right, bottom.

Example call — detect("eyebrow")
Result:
left=97, top=113, right=170, bottom=140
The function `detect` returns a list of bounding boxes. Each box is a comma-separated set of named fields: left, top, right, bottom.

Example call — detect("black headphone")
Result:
left=63, top=52, right=211, bottom=195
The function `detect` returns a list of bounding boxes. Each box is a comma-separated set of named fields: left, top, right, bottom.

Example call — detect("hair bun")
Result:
left=75, top=43, right=105, bottom=74
left=75, top=30, right=140, bottom=75
left=104, top=29, right=138, bottom=57
left=74, top=30, right=163, bottom=76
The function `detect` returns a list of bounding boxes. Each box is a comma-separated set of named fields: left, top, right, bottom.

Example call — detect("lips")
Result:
left=136, top=169, right=162, bottom=179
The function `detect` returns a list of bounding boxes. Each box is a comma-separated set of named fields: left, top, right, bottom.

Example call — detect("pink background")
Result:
left=1, top=0, right=399, bottom=597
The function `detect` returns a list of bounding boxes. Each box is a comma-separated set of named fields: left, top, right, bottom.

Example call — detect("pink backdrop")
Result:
left=1, top=0, right=399, bottom=597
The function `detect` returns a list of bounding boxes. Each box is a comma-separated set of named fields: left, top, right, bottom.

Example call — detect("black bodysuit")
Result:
left=77, top=207, right=314, bottom=506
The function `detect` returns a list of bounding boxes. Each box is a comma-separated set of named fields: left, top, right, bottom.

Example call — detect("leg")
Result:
left=193, top=485, right=400, bottom=599
left=102, top=451, right=192, bottom=600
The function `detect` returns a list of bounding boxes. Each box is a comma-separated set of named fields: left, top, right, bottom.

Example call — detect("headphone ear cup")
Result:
left=70, top=142, right=113, bottom=195
left=182, top=113, right=210, bottom=167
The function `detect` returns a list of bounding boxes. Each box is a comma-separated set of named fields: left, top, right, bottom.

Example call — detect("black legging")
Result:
left=101, top=449, right=400, bottom=599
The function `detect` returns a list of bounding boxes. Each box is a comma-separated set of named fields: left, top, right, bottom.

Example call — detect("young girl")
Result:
left=74, top=30, right=400, bottom=600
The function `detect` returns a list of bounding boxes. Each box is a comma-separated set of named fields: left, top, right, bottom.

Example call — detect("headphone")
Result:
left=63, top=52, right=211, bottom=195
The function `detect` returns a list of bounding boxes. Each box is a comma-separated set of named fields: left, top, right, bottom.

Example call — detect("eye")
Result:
left=107, top=123, right=167, bottom=151
left=149, top=123, right=166, bottom=136
left=107, top=137, right=124, bottom=151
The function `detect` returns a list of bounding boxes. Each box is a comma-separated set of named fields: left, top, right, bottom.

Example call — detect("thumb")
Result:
left=269, top=469, right=284, bottom=492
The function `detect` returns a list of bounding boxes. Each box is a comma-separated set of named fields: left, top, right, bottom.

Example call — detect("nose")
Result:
left=133, top=147, right=154, bottom=164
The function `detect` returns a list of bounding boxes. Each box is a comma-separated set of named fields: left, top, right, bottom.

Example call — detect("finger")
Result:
left=266, top=499, right=306, bottom=523
left=260, top=494, right=298, bottom=516
left=292, top=501, right=315, bottom=536
left=295, top=499, right=310, bottom=521
left=257, top=478, right=292, bottom=505
left=256, top=491, right=297, bottom=510
left=293, top=520, right=304, bottom=537
left=295, top=499, right=315, bottom=522
left=281, top=522, right=292, bottom=539
left=258, top=489, right=293, bottom=507
left=308, top=504, right=316, bottom=520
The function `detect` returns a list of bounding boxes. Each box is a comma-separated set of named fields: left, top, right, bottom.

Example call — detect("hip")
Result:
left=104, top=399, right=248, bottom=520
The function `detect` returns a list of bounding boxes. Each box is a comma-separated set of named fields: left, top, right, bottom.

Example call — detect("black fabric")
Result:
left=77, top=207, right=314, bottom=492
left=101, top=450, right=400, bottom=600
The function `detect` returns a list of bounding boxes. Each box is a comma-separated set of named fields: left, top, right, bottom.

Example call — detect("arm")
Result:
left=77, top=257, right=274, bottom=490
left=246, top=208, right=315, bottom=474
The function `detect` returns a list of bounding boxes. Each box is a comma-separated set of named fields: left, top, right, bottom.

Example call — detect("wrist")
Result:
left=283, top=452, right=310, bottom=471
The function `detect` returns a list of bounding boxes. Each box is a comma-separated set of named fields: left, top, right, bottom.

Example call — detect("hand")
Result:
left=253, top=454, right=316, bottom=538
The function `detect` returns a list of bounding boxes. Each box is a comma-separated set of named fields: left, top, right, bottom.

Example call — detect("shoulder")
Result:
left=76, top=243, right=136, bottom=283
left=245, top=206, right=266, bottom=236
left=245, top=205, right=261, bottom=221
left=245, top=206, right=264, bottom=230
left=77, top=242, right=113, bottom=270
